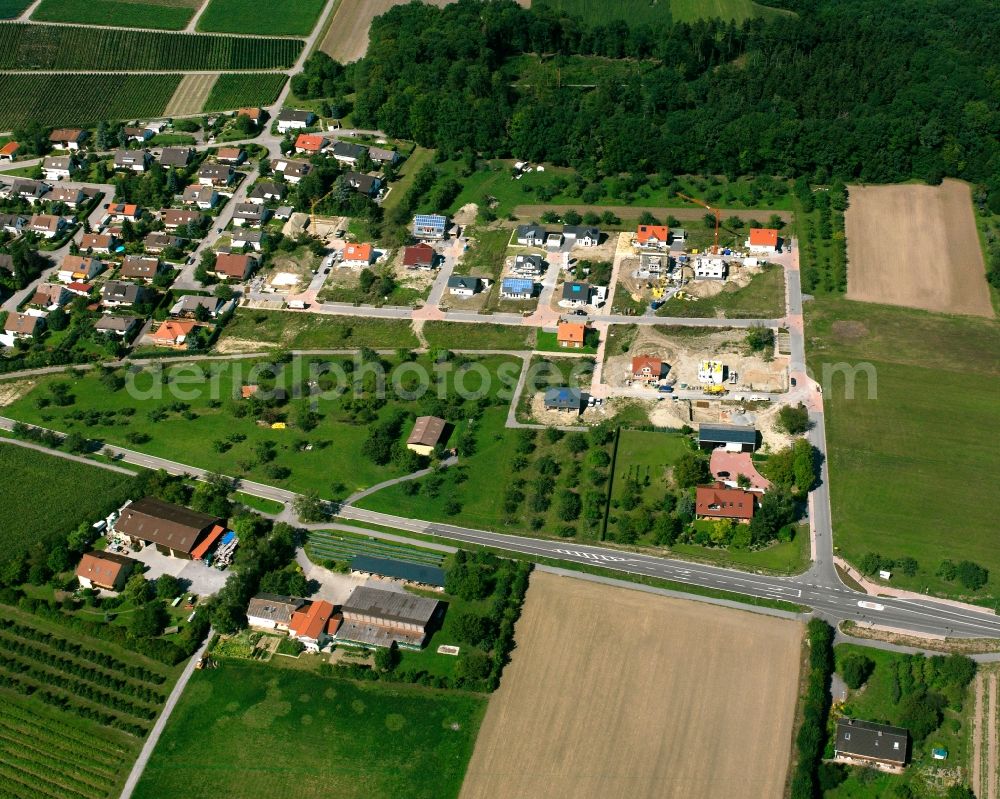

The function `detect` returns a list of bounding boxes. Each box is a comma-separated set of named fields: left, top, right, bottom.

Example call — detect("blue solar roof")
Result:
left=502, top=277, right=533, bottom=292
left=571, top=284, right=582, bottom=293
left=414, top=214, right=446, bottom=227
left=350, top=555, right=446, bottom=587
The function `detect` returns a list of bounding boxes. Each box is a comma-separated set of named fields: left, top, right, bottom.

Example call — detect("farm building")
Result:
left=500, top=277, right=535, bottom=299
left=746, top=228, right=779, bottom=254
left=75, top=551, right=137, bottom=591
left=289, top=600, right=337, bottom=651
left=698, top=360, right=725, bottom=384
left=563, top=225, right=600, bottom=246
left=835, top=719, right=908, bottom=767
left=698, top=423, right=758, bottom=453
left=412, top=214, right=447, bottom=239
left=114, top=497, right=221, bottom=559
left=636, top=224, right=670, bottom=248
left=631, top=356, right=665, bottom=384
left=556, top=322, right=587, bottom=349
left=695, top=484, right=755, bottom=522
left=406, top=416, right=447, bottom=456
left=544, top=387, right=583, bottom=413
left=350, top=555, right=446, bottom=589
left=447, top=275, right=485, bottom=296
left=247, top=594, right=305, bottom=631
left=334, top=586, right=441, bottom=649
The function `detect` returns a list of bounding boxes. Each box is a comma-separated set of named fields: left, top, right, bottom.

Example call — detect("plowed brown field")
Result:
left=460, top=571, right=802, bottom=799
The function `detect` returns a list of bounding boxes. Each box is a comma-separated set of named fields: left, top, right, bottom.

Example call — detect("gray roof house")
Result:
left=248, top=181, right=286, bottom=204
left=515, top=224, right=547, bottom=247
left=276, top=109, right=316, bottom=132
left=835, top=719, right=908, bottom=767
left=368, top=146, right=399, bottom=165
left=101, top=280, right=148, bottom=307
left=170, top=294, right=225, bottom=318
left=563, top=225, right=600, bottom=246
left=698, top=423, right=758, bottom=453
left=334, top=585, right=441, bottom=649
left=231, top=203, right=269, bottom=227
left=331, top=141, right=366, bottom=165
left=344, top=171, right=382, bottom=197
left=246, top=593, right=306, bottom=629
left=159, top=147, right=193, bottom=167
left=544, top=387, right=583, bottom=413
left=95, top=316, right=139, bottom=337
left=113, top=149, right=150, bottom=172
left=447, top=275, right=484, bottom=296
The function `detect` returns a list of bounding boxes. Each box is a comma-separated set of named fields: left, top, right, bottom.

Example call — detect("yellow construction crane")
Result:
left=676, top=191, right=720, bottom=254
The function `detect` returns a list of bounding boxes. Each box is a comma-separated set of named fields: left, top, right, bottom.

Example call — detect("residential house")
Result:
left=114, top=497, right=220, bottom=559
left=236, top=107, right=264, bottom=126
left=123, top=126, right=153, bottom=143
left=412, top=214, right=447, bottom=240
left=368, top=146, right=399, bottom=166
left=42, top=156, right=76, bottom=181
left=271, top=158, right=310, bottom=184
left=95, top=315, right=139, bottom=338
left=447, top=275, right=486, bottom=296
left=28, top=214, right=66, bottom=239
left=113, top=149, right=150, bottom=173
left=511, top=253, right=544, bottom=277
left=697, top=360, right=725, bottom=385
left=182, top=184, right=218, bottom=210
left=0, top=141, right=20, bottom=161
left=289, top=600, right=337, bottom=651
left=11, top=178, right=50, bottom=204
left=344, top=171, right=382, bottom=198
left=75, top=551, right=137, bottom=591
left=402, top=242, right=435, bottom=270
left=215, top=147, right=245, bottom=165
left=143, top=232, right=184, bottom=253
left=49, top=186, right=85, bottom=208
left=334, top=585, right=441, bottom=649
left=695, top=484, right=755, bottom=522
left=698, top=423, right=758, bottom=453
left=556, top=321, right=587, bottom=349
left=170, top=294, right=224, bottom=318
left=276, top=109, right=316, bottom=133
left=671, top=228, right=687, bottom=243
left=294, top=133, right=328, bottom=155
left=342, top=243, right=373, bottom=268
left=161, top=209, right=201, bottom=230
left=213, top=252, right=256, bottom=281
left=101, top=280, right=148, bottom=308
left=4, top=312, right=44, bottom=340
left=28, top=283, right=70, bottom=310
left=694, top=256, right=727, bottom=280
left=231, top=203, right=269, bottom=227
left=560, top=281, right=605, bottom=308
left=0, top=213, right=26, bottom=234
left=151, top=319, right=197, bottom=347
left=500, top=277, right=535, bottom=299
left=515, top=224, right=547, bottom=247
left=834, top=719, right=908, bottom=767
left=636, top=224, right=670, bottom=249
left=631, top=356, right=665, bottom=385
left=103, top=203, right=142, bottom=224
left=406, top=416, right=446, bottom=456
left=273, top=205, right=293, bottom=220
left=58, top=254, right=104, bottom=283
left=64, top=281, right=92, bottom=297
left=248, top=181, right=286, bottom=204
left=120, top=255, right=161, bottom=281
left=544, top=387, right=583, bottom=413
left=331, top=141, right=366, bottom=166
left=159, top=147, right=193, bottom=168
left=49, top=129, right=86, bottom=151
left=247, top=594, right=305, bottom=631
left=639, top=252, right=665, bottom=276
left=198, top=164, right=234, bottom=188
left=231, top=229, right=265, bottom=251
left=746, top=227, right=779, bottom=254
left=563, top=225, right=600, bottom=247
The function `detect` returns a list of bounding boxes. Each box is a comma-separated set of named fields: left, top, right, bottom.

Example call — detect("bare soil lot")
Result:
left=460, top=571, right=802, bottom=799
left=845, top=180, right=992, bottom=317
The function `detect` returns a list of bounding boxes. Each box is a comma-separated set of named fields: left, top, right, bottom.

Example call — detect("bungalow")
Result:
left=182, top=184, right=218, bottom=210
left=0, top=213, right=26, bottom=234
left=406, top=415, right=446, bottom=456
left=636, top=224, right=670, bottom=249
left=75, top=551, right=137, bottom=591
left=331, top=141, right=366, bottom=166
left=215, top=147, right=246, bottom=165
left=695, top=484, right=755, bottom=522
left=64, top=281, right=92, bottom=297
left=49, top=128, right=86, bottom=151
left=342, top=243, right=374, bottom=268
left=143, top=232, right=184, bottom=253
left=113, top=149, right=150, bottom=173
left=368, top=146, right=399, bottom=166
left=693, top=256, right=727, bottom=280
left=49, top=186, right=85, bottom=208
left=402, top=242, right=435, bottom=270
left=11, top=178, right=50, bottom=204
left=294, top=133, right=327, bottom=155
left=28, top=214, right=66, bottom=239
left=4, top=312, right=44, bottom=340
left=746, top=227, right=779, bottom=254
left=58, top=254, right=104, bottom=283
left=123, top=126, right=153, bottom=143
left=556, top=321, right=587, bottom=349
left=412, top=214, right=447, bottom=240
left=276, top=109, right=316, bottom=133
left=159, top=147, right=193, bottom=168
left=515, top=224, right=547, bottom=247
left=447, top=275, right=485, bottom=296
left=289, top=600, right=337, bottom=651
left=334, top=585, right=441, bottom=650
left=271, top=158, right=310, bottom=184
left=114, top=496, right=220, bottom=559
left=29, top=283, right=70, bottom=310
left=231, top=203, right=269, bottom=227
left=213, top=252, right=256, bottom=281
left=563, top=225, right=600, bottom=247
left=247, top=594, right=305, bottom=631
left=631, top=356, right=665, bottom=384
left=95, top=315, right=139, bottom=338
left=544, top=387, right=583, bottom=413
left=101, top=280, right=148, bottom=308
left=198, top=164, right=234, bottom=187
left=103, top=203, right=142, bottom=224
left=151, top=319, right=197, bottom=346
left=42, top=155, right=76, bottom=181
left=560, top=281, right=605, bottom=308
left=170, top=294, right=224, bottom=318
left=698, top=423, right=758, bottom=453
left=248, top=181, right=286, bottom=204
left=161, top=209, right=201, bottom=230
left=698, top=360, right=725, bottom=385
left=511, top=253, right=544, bottom=277
left=231, top=228, right=265, bottom=251
left=500, top=277, right=535, bottom=299
left=835, top=719, right=908, bottom=768
left=120, top=255, right=161, bottom=281
left=344, top=171, right=382, bottom=198
left=0, top=141, right=20, bottom=161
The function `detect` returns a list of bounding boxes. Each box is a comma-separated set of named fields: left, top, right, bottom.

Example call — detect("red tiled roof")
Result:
left=557, top=322, right=586, bottom=343
left=152, top=319, right=196, bottom=343
left=75, top=551, right=133, bottom=589
left=294, top=133, right=326, bottom=152
left=0, top=141, right=20, bottom=156
left=343, top=243, right=372, bottom=262
left=631, top=355, right=662, bottom=376
left=695, top=484, right=755, bottom=520
left=190, top=524, right=226, bottom=560
left=403, top=243, right=434, bottom=267
left=214, top=252, right=254, bottom=279
left=637, top=225, right=669, bottom=244
left=749, top=228, right=778, bottom=247
left=290, top=600, right=334, bottom=641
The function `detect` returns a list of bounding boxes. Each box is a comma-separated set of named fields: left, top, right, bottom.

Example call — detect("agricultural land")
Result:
left=201, top=73, right=288, bottom=113
left=534, top=0, right=792, bottom=26
left=460, top=571, right=801, bottom=799
left=320, top=0, right=452, bottom=63
left=197, top=0, right=327, bottom=35
left=30, top=0, right=201, bottom=29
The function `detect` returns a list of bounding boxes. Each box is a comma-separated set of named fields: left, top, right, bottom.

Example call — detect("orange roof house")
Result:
left=237, top=107, right=263, bottom=122
left=631, top=355, right=664, bottom=383
left=152, top=319, right=197, bottom=346
left=214, top=252, right=256, bottom=281
left=557, top=321, right=587, bottom=348
left=290, top=600, right=335, bottom=644
left=343, top=243, right=373, bottom=265
left=695, top=484, right=756, bottom=522
left=0, top=141, right=20, bottom=160
left=294, top=133, right=327, bottom=153
left=747, top=228, right=779, bottom=249
left=636, top=224, right=670, bottom=246
left=75, top=551, right=137, bottom=591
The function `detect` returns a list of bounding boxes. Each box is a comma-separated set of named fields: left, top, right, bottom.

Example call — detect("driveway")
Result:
left=132, top=544, right=229, bottom=596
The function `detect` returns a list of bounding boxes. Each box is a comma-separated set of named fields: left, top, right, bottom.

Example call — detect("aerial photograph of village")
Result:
left=0, top=0, right=997, bottom=797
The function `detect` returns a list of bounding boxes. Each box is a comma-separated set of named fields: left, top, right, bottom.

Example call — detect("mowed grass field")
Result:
left=31, top=0, right=201, bottom=29
left=0, top=442, right=134, bottom=564
left=845, top=180, right=993, bottom=318
left=216, top=310, right=419, bottom=351
left=534, top=0, right=792, bottom=25
left=807, top=297, right=1000, bottom=599
left=612, top=428, right=690, bottom=503
left=133, top=662, right=485, bottom=799
left=460, top=571, right=802, bottom=799
left=197, top=0, right=327, bottom=35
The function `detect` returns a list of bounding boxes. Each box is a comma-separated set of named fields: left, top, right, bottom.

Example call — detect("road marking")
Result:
left=553, top=549, right=628, bottom=563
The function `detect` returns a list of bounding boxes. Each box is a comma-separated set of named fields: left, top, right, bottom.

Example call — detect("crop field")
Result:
left=201, top=72, right=288, bottom=112
left=320, top=0, right=451, bottom=63
left=0, top=0, right=32, bottom=18
left=460, top=571, right=801, bottom=799
left=132, top=662, right=485, bottom=799
left=31, top=0, right=201, bottom=29
left=0, top=443, right=134, bottom=564
left=533, top=0, right=791, bottom=25
left=0, top=604, right=176, bottom=799
left=845, top=180, right=993, bottom=317
left=306, top=529, right=445, bottom=568
left=807, top=297, right=1000, bottom=600
left=0, top=23, right=301, bottom=70
left=164, top=73, right=218, bottom=118
left=198, top=0, right=326, bottom=35
left=0, top=72, right=181, bottom=129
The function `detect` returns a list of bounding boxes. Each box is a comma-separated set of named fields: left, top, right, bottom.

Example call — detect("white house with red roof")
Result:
left=746, top=227, right=779, bottom=254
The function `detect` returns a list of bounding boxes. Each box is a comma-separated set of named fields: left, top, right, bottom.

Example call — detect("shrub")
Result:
left=840, top=653, right=875, bottom=689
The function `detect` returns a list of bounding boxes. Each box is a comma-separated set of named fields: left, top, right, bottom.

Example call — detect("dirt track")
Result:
left=164, top=73, right=218, bottom=117
left=845, top=180, right=993, bottom=317
left=460, top=571, right=802, bottom=799
left=971, top=669, right=1000, bottom=799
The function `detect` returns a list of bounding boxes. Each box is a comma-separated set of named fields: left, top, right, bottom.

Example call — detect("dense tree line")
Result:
left=310, top=0, right=999, bottom=202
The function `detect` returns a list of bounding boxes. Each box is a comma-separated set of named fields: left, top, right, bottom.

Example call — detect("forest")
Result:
left=298, top=0, right=1000, bottom=206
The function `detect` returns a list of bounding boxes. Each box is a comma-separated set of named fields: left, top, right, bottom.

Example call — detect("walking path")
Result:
left=974, top=673, right=985, bottom=796
left=18, top=0, right=43, bottom=21
left=184, top=0, right=211, bottom=32
left=990, top=674, right=998, bottom=799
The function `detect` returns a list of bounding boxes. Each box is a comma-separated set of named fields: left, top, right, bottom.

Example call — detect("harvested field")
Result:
left=320, top=0, right=452, bottom=62
left=845, top=180, right=992, bottom=317
left=164, top=72, right=218, bottom=117
left=971, top=668, right=1000, bottom=799
left=460, top=571, right=802, bottom=799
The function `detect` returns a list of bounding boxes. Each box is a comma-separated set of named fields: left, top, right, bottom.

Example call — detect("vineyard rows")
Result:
left=202, top=72, right=287, bottom=112
left=0, top=23, right=301, bottom=70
